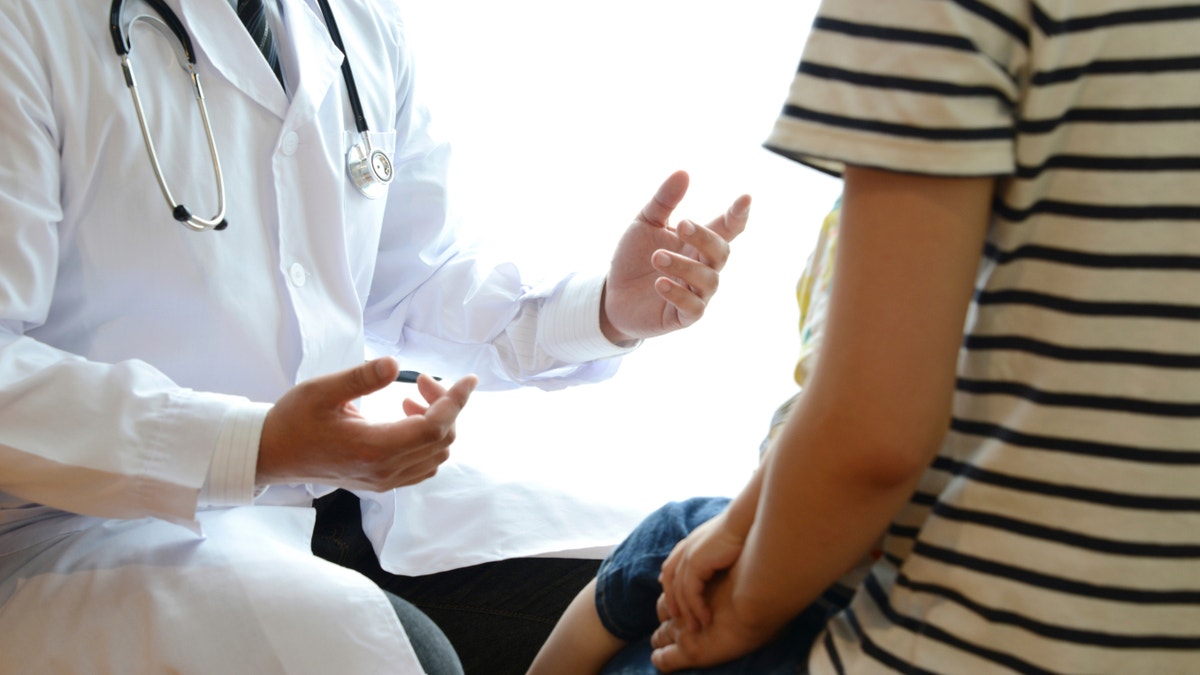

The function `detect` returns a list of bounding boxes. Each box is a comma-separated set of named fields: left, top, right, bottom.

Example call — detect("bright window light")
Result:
left=373, top=1, right=839, bottom=519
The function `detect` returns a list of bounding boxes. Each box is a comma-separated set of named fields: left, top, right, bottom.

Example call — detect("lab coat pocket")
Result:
left=342, top=129, right=397, bottom=295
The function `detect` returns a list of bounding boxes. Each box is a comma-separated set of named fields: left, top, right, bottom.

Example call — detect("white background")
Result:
left=379, top=0, right=840, bottom=517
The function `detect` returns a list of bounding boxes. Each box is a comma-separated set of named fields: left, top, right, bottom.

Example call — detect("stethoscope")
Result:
left=109, top=0, right=395, bottom=232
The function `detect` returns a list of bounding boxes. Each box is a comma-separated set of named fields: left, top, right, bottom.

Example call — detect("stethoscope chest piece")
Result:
left=347, top=138, right=393, bottom=200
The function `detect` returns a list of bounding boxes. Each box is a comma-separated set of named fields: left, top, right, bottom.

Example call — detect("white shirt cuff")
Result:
left=540, top=272, right=640, bottom=363
left=200, top=401, right=272, bottom=507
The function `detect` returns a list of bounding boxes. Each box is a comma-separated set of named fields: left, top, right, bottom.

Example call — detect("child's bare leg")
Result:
left=528, top=578, right=627, bottom=675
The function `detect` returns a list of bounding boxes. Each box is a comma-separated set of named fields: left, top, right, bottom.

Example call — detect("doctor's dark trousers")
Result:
left=311, top=489, right=600, bottom=675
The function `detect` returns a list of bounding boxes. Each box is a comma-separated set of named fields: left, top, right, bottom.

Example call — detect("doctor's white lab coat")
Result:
left=0, top=0, right=630, bottom=671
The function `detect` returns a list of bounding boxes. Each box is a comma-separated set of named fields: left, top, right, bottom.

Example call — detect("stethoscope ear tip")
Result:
left=172, top=204, right=227, bottom=231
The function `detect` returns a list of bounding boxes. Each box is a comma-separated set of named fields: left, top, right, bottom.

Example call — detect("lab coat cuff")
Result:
left=201, top=401, right=272, bottom=507
left=540, top=272, right=640, bottom=363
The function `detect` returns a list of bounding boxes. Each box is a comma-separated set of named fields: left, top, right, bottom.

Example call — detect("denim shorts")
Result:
left=594, top=497, right=846, bottom=675
left=595, top=497, right=732, bottom=641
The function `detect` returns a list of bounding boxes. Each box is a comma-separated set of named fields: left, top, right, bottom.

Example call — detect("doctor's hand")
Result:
left=600, top=170, right=750, bottom=344
left=257, top=357, right=478, bottom=492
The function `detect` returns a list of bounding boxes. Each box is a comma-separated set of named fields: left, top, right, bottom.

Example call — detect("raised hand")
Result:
left=601, top=170, right=751, bottom=343
left=257, top=357, right=478, bottom=491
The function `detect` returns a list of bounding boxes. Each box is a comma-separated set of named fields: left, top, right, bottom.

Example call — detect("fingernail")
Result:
left=679, top=220, right=696, bottom=235
left=374, top=359, right=390, bottom=378
left=654, top=251, right=672, bottom=267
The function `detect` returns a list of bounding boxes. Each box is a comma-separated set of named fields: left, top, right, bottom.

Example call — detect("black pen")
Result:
left=395, top=370, right=441, bottom=383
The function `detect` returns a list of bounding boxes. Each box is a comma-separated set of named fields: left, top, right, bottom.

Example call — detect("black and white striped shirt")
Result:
left=766, top=1, right=1200, bottom=671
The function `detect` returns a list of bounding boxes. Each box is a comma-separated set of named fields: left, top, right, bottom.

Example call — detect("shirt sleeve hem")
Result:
left=540, top=272, right=640, bottom=363
left=199, top=401, right=272, bottom=508
left=763, top=117, right=1015, bottom=178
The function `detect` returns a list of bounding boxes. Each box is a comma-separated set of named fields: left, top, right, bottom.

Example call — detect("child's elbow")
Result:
left=847, top=425, right=947, bottom=489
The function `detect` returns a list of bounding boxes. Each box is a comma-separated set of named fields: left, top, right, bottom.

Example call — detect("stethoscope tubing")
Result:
left=111, top=0, right=228, bottom=230
left=127, top=52, right=228, bottom=231
left=110, top=0, right=388, bottom=231
left=315, top=0, right=368, bottom=135
left=110, top=0, right=194, bottom=61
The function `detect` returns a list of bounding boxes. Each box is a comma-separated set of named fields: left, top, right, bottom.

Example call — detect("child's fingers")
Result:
left=660, top=545, right=685, bottom=619
left=677, top=574, right=709, bottom=631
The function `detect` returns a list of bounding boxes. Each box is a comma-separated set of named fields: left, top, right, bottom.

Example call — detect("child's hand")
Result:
left=658, top=510, right=745, bottom=631
left=650, top=567, right=779, bottom=673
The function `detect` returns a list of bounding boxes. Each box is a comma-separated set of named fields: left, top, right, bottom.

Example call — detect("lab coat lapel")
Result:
left=177, top=0, right=289, bottom=118
left=277, top=0, right=342, bottom=130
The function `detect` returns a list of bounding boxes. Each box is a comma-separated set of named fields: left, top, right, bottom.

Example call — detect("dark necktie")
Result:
left=236, top=0, right=285, bottom=88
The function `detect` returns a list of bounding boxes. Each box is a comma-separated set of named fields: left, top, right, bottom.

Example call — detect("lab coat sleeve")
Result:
left=0, top=8, right=261, bottom=526
left=361, top=13, right=635, bottom=390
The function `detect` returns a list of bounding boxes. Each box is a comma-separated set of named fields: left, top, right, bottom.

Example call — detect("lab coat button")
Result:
left=281, top=132, right=299, bottom=156
left=288, top=262, right=307, bottom=287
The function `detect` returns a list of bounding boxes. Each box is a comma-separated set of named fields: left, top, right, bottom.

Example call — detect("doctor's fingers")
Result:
left=703, top=194, right=751, bottom=245
left=377, top=448, right=451, bottom=489
left=653, top=248, right=719, bottom=301
left=636, top=170, right=690, bottom=228
left=344, top=442, right=450, bottom=491
left=676, top=216, right=735, bottom=272
left=401, top=397, right=430, bottom=417
left=653, top=278, right=708, bottom=329
left=432, top=374, right=479, bottom=412
left=414, top=372, right=449, bottom=404
left=372, top=376, right=477, bottom=448
left=348, top=418, right=456, bottom=490
left=296, top=357, right=400, bottom=410
left=402, top=373, right=479, bottom=416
